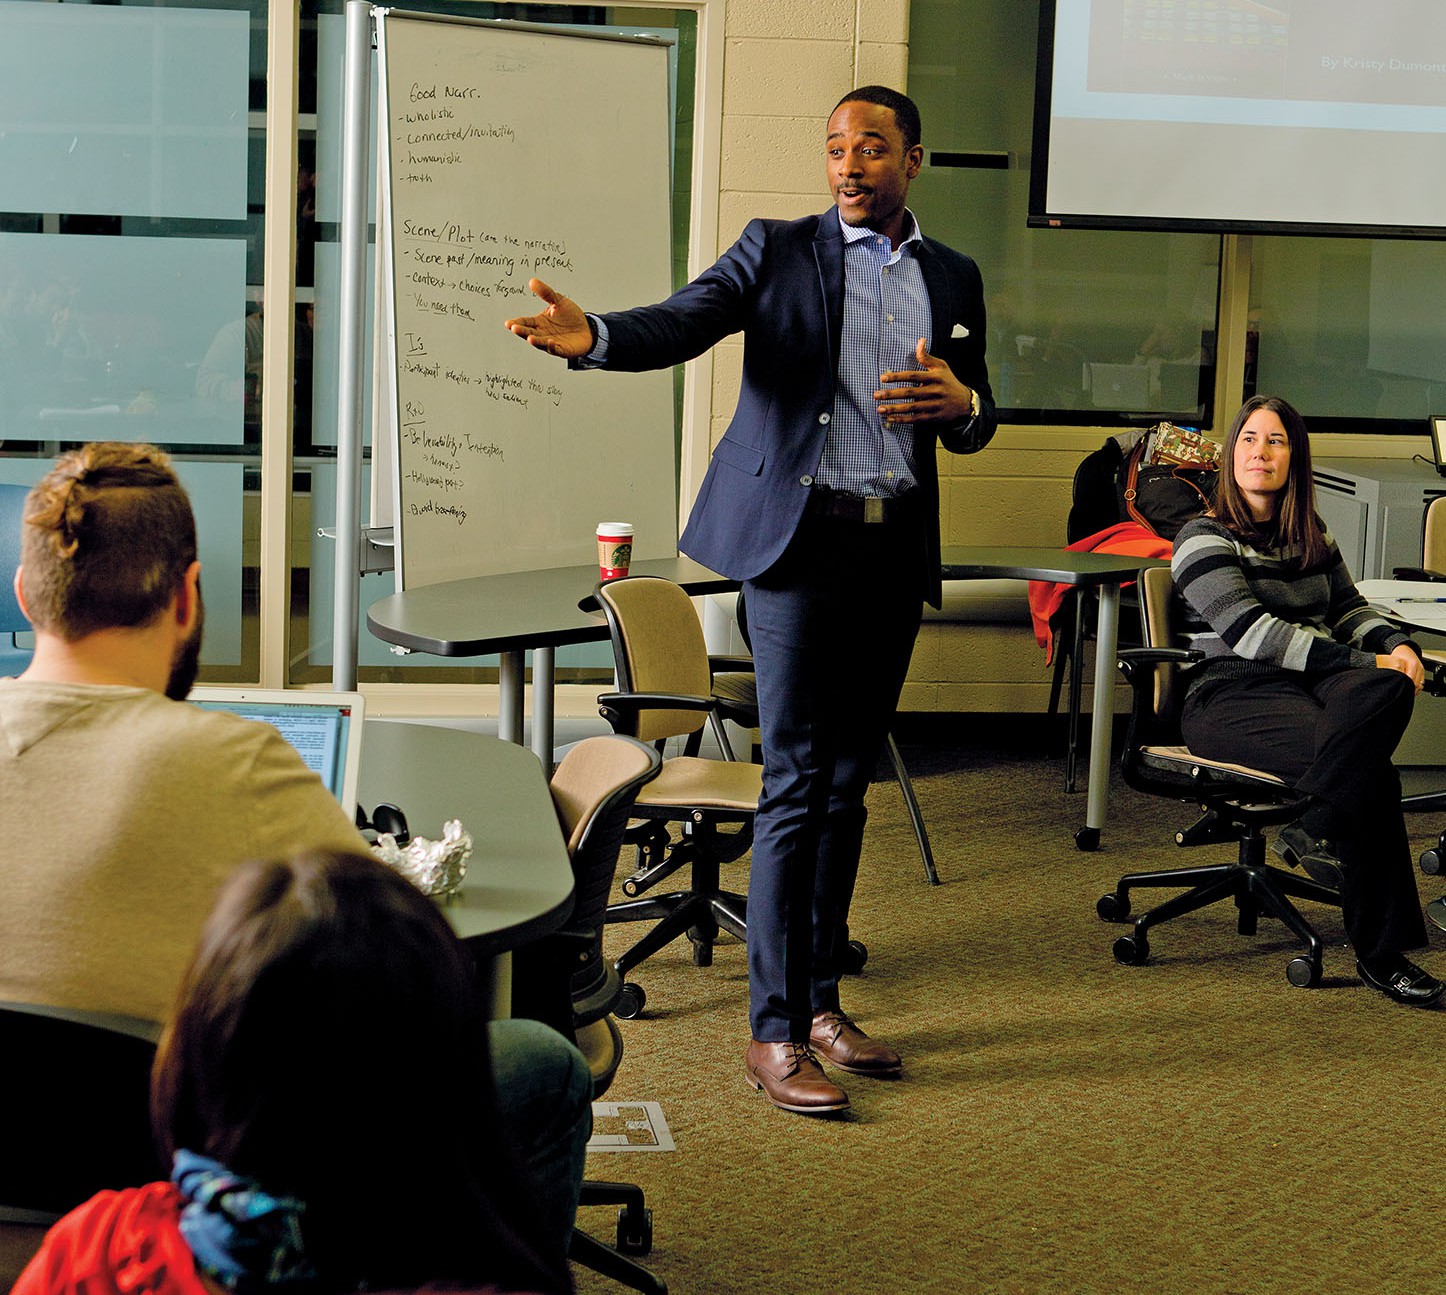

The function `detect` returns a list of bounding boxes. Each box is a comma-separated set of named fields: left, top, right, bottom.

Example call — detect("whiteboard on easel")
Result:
left=374, top=9, right=677, bottom=590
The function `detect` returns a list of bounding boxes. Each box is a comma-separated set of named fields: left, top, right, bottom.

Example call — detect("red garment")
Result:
left=13, top=1183, right=208, bottom=1295
left=1027, top=522, right=1174, bottom=663
left=14, top=1184, right=544, bottom=1295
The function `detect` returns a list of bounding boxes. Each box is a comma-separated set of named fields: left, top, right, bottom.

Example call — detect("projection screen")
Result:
left=1030, top=0, right=1446, bottom=238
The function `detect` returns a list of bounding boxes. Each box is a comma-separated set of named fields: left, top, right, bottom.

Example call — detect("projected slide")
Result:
left=1090, top=1, right=1290, bottom=100
left=1035, top=0, right=1446, bottom=232
left=1088, top=0, right=1446, bottom=114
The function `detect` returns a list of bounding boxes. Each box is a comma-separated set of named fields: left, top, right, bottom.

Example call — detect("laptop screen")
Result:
left=186, top=687, right=366, bottom=815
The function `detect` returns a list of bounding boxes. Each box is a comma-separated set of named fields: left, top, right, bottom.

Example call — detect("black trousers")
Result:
left=1181, top=667, right=1427, bottom=960
left=742, top=504, right=926, bottom=1041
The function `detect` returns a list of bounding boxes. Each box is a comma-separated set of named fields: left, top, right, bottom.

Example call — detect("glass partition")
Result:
left=908, top=0, right=1220, bottom=428
left=1250, top=236, right=1446, bottom=434
left=0, top=0, right=263, bottom=678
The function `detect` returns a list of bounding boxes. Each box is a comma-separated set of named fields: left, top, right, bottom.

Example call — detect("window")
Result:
left=1250, top=236, right=1446, bottom=434
left=908, top=0, right=1220, bottom=428
left=0, top=0, right=264, bottom=680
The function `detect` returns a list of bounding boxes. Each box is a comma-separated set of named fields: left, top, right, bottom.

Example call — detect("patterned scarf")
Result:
left=172, top=1149, right=319, bottom=1292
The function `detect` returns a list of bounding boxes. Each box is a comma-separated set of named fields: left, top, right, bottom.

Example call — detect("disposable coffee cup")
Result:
left=597, top=523, right=634, bottom=581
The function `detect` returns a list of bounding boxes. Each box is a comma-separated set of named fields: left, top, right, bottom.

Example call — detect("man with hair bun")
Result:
left=0, top=443, right=592, bottom=1260
left=0, top=442, right=362, bottom=1017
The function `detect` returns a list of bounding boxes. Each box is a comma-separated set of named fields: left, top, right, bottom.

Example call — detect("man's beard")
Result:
left=165, top=586, right=204, bottom=701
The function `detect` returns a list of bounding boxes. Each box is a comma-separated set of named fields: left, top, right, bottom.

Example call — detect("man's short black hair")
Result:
left=832, top=85, right=922, bottom=152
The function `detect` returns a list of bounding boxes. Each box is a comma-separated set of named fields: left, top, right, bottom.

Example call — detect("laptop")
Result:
left=1088, top=363, right=1153, bottom=411
left=1430, top=416, right=1446, bottom=477
left=187, top=687, right=366, bottom=817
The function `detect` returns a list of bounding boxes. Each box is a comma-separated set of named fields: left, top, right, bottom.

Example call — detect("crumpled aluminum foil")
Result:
left=372, top=818, right=473, bottom=899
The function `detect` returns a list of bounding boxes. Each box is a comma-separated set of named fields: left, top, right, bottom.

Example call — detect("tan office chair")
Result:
left=1394, top=493, right=1446, bottom=582
left=593, top=575, right=761, bottom=1018
left=512, top=734, right=666, bottom=1295
left=1097, top=566, right=1342, bottom=987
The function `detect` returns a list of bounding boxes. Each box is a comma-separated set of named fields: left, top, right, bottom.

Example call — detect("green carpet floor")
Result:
left=572, top=718, right=1446, bottom=1295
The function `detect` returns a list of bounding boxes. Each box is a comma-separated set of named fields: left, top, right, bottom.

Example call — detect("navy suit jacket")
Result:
left=597, top=210, right=997, bottom=606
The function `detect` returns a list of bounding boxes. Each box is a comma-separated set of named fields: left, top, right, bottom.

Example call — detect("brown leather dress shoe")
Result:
left=809, top=1010, right=902, bottom=1076
left=745, top=1040, right=850, bottom=1114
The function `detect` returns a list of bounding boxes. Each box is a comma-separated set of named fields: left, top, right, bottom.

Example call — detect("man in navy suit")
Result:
left=507, top=86, right=996, bottom=1116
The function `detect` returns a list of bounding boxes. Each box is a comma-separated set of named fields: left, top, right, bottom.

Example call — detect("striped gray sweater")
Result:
left=1171, top=516, right=1412, bottom=682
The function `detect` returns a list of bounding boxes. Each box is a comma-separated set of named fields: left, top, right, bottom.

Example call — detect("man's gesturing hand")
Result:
left=504, top=278, right=594, bottom=359
left=874, top=337, right=976, bottom=427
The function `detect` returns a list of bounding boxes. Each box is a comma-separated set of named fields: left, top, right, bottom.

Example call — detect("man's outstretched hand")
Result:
left=504, top=278, right=593, bottom=359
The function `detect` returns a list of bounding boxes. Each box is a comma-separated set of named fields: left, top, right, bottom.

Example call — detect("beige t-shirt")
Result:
left=0, top=679, right=368, bottom=1021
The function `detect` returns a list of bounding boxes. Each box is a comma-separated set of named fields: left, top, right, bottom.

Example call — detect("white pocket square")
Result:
left=951, top=323, right=970, bottom=339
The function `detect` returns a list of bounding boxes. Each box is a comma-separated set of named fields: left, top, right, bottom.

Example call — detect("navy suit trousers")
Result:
left=742, top=504, right=926, bottom=1041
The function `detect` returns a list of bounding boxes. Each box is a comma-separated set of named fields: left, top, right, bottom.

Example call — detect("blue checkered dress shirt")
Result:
left=586, top=209, right=932, bottom=500
left=813, top=208, right=931, bottom=498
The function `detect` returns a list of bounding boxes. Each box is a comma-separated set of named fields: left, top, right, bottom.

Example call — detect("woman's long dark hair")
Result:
left=151, top=850, right=572, bottom=1295
left=1209, top=393, right=1330, bottom=569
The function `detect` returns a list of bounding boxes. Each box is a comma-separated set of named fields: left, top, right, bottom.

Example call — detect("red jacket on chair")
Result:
left=1027, top=521, right=1173, bottom=663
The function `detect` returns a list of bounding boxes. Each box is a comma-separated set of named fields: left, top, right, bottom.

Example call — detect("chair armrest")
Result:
left=1116, top=646, right=1202, bottom=669
left=596, top=691, right=717, bottom=738
left=0, top=999, right=161, bottom=1043
left=707, top=654, right=754, bottom=673
left=1392, top=566, right=1446, bottom=583
left=1116, top=645, right=1202, bottom=693
left=597, top=690, right=715, bottom=714
left=1423, top=651, right=1446, bottom=698
left=1115, top=646, right=1203, bottom=754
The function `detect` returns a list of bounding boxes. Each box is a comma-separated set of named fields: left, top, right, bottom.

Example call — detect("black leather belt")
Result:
left=806, top=487, right=919, bottom=525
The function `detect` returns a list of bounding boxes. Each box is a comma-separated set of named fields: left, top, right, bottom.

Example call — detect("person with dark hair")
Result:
left=0, top=442, right=362, bottom=1018
left=15, top=850, right=573, bottom=1295
left=1171, top=395, right=1441, bottom=1006
left=0, top=442, right=592, bottom=1256
left=506, top=86, right=996, bottom=1113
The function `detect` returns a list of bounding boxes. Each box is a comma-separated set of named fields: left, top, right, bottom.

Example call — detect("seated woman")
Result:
left=1172, top=394, right=1440, bottom=1007
left=16, top=850, right=575, bottom=1295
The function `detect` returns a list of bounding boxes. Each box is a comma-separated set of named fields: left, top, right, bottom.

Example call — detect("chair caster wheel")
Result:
left=1113, top=933, right=1148, bottom=965
left=1286, top=955, right=1321, bottom=988
left=615, top=982, right=646, bottom=1019
left=1075, top=826, right=1100, bottom=852
left=1421, top=846, right=1443, bottom=876
left=839, top=939, right=868, bottom=975
left=617, top=1205, right=653, bottom=1255
left=1097, top=892, right=1130, bottom=922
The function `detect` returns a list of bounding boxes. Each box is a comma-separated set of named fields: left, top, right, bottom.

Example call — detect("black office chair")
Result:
left=593, top=575, right=761, bottom=1019
left=710, top=587, right=939, bottom=886
left=1096, top=566, right=1343, bottom=988
left=0, top=1001, right=162, bottom=1224
left=512, top=734, right=667, bottom=1295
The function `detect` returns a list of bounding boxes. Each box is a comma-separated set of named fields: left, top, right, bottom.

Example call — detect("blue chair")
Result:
left=0, top=483, right=34, bottom=673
